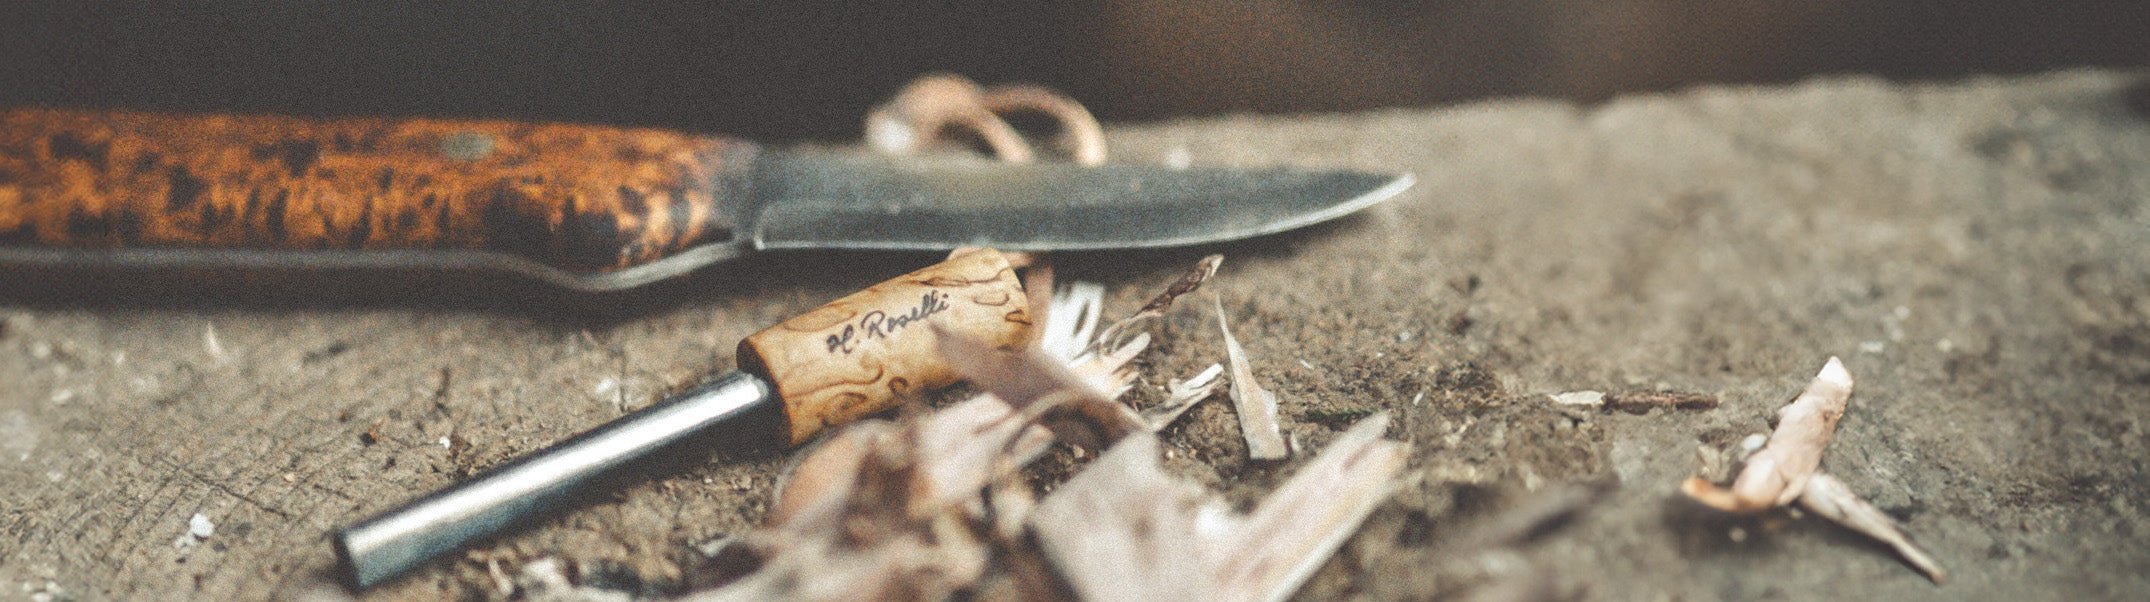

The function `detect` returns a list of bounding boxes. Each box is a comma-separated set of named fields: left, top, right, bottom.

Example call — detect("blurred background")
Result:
left=1, top=1, right=2144, bottom=143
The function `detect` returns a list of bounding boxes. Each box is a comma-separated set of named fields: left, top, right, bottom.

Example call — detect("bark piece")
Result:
left=1604, top=390, right=1719, bottom=414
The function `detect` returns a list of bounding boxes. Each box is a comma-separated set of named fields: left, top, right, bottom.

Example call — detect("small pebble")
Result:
left=1739, top=433, right=1769, bottom=455
left=189, top=513, right=215, bottom=539
left=174, top=513, right=215, bottom=548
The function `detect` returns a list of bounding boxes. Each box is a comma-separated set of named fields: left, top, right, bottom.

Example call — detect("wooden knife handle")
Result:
left=738, top=248, right=1032, bottom=445
left=0, top=107, right=757, bottom=274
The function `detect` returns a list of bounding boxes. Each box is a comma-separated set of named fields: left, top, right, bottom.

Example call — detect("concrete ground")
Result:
left=3, top=70, right=2147, bottom=600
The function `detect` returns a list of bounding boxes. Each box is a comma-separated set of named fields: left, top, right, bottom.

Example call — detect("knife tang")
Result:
left=0, top=107, right=758, bottom=284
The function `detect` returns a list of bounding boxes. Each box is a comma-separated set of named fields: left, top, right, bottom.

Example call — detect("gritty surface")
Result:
left=4, top=70, right=2149, bottom=600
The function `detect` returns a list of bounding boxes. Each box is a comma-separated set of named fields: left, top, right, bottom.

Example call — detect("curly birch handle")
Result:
left=738, top=248, right=1032, bottom=445
left=0, top=107, right=755, bottom=275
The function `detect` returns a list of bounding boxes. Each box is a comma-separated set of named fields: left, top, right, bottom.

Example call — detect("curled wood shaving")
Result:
left=1032, top=414, right=1406, bottom=602
left=695, top=254, right=1262, bottom=601
left=937, top=328, right=1145, bottom=452
left=1682, top=357, right=1851, bottom=513
left=1680, top=357, right=1946, bottom=584
left=1215, top=294, right=1290, bottom=460
left=864, top=73, right=1107, bottom=166
left=976, top=84, right=1108, bottom=166
left=866, top=74, right=1035, bottom=163
left=1092, top=254, right=1223, bottom=356
left=694, top=264, right=1174, bottom=601
left=1798, top=473, right=1948, bottom=584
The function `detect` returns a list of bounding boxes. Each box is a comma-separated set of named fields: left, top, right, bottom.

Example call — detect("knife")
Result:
left=0, top=108, right=1411, bottom=290
left=0, top=107, right=1411, bottom=589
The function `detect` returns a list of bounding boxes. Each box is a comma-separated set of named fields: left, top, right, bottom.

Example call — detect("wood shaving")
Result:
left=1142, top=363, right=1225, bottom=430
left=865, top=74, right=1034, bottom=163
left=937, top=329, right=1145, bottom=451
left=504, top=557, right=641, bottom=602
left=1037, top=282, right=1106, bottom=361
left=1682, top=357, right=1851, bottom=513
left=1680, top=357, right=1947, bottom=584
left=687, top=254, right=1407, bottom=601
left=864, top=73, right=1106, bottom=166
left=1092, top=254, right=1222, bottom=355
left=975, top=84, right=1108, bottom=166
left=1214, top=294, right=1290, bottom=460
left=1031, top=414, right=1406, bottom=602
left=1798, top=473, right=1948, bottom=584
left=688, top=257, right=1206, bottom=601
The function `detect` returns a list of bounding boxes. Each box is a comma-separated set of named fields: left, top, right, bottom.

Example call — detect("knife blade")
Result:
left=0, top=108, right=1411, bottom=291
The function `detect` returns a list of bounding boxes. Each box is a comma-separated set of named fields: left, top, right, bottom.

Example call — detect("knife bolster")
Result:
left=737, top=248, right=1032, bottom=445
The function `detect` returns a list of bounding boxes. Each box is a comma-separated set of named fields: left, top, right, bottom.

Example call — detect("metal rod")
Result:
left=333, top=371, right=774, bottom=589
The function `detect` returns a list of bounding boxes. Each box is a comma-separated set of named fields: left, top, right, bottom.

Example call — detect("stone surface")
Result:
left=3, top=70, right=2147, bottom=600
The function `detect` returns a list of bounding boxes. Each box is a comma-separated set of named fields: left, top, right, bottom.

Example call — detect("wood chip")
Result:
left=937, top=329, right=1145, bottom=451
left=1679, top=357, right=1945, bottom=584
left=1682, top=357, right=1851, bottom=513
left=1142, top=363, right=1225, bottom=430
left=1092, top=255, right=1222, bottom=356
left=1032, top=414, right=1406, bottom=602
left=1214, top=294, right=1289, bottom=460
left=695, top=254, right=1306, bottom=601
left=1038, top=282, right=1106, bottom=361
left=1798, top=473, right=1948, bottom=584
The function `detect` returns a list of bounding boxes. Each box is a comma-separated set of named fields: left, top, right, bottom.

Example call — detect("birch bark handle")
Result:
left=0, top=107, right=756, bottom=275
left=738, top=248, right=1032, bottom=445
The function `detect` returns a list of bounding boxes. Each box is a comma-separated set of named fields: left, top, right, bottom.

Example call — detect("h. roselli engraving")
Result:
left=824, top=290, right=954, bottom=354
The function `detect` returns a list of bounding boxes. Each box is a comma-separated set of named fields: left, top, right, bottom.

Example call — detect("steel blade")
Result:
left=746, top=153, right=1413, bottom=251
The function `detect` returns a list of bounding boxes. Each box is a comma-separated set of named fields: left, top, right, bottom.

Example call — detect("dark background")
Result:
left=2, top=1, right=2144, bottom=143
